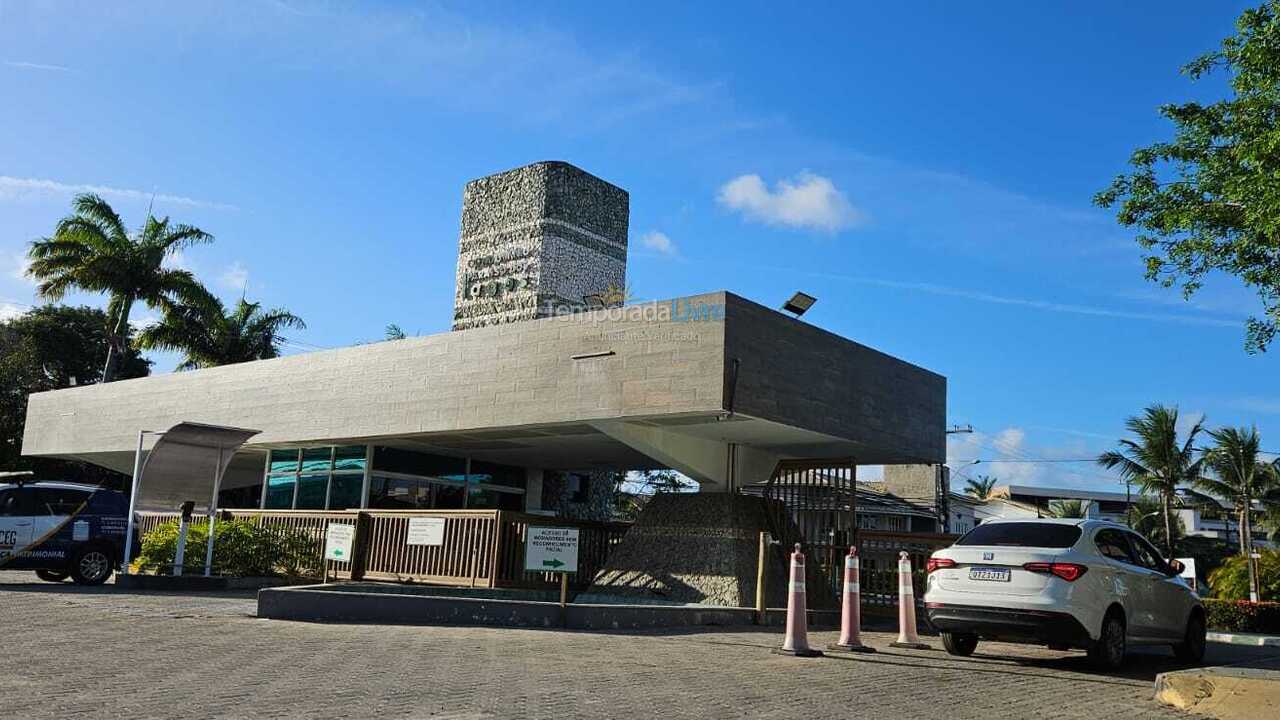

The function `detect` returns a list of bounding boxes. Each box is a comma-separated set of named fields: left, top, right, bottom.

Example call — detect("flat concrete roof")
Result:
left=22, top=291, right=946, bottom=478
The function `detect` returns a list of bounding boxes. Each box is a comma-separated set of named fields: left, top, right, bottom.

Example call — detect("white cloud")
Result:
left=992, top=428, right=1026, bottom=456
left=219, top=261, right=249, bottom=292
left=8, top=251, right=32, bottom=285
left=130, top=313, right=160, bottom=332
left=4, top=60, right=70, bottom=72
left=717, top=172, right=863, bottom=232
left=0, top=302, right=26, bottom=321
left=638, top=231, right=678, bottom=257
left=0, top=176, right=236, bottom=211
left=1229, top=397, right=1280, bottom=415
left=163, top=250, right=192, bottom=272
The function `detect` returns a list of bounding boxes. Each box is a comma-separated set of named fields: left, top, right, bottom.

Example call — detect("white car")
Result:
left=923, top=518, right=1204, bottom=669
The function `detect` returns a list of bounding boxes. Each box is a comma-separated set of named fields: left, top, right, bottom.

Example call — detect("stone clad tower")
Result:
left=452, top=161, right=629, bottom=330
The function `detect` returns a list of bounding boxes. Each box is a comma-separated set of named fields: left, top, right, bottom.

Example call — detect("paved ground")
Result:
left=3, top=573, right=1278, bottom=719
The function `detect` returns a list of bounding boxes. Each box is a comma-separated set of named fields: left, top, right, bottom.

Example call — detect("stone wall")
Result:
left=583, top=493, right=783, bottom=607
left=540, top=470, right=617, bottom=522
left=453, top=161, right=629, bottom=330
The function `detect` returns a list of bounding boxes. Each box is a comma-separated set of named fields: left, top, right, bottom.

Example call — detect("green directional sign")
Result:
left=324, top=523, right=355, bottom=562
left=524, top=527, right=579, bottom=573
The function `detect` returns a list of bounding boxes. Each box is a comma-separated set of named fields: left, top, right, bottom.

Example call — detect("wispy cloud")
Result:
left=786, top=270, right=1245, bottom=329
left=718, top=172, right=864, bottom=232
left=1228, top=397, right=1280, bottom=416
left=0, top=176, right=237, bottom=211
left=7, top=250, right=32, bottom=285
left=637, top=230, right=678, bottom=257
left=4, top=60, right=70, bottom=72
left=220, top=261, right=249, bottom=292
left=0, top=302, right=26, bottom=321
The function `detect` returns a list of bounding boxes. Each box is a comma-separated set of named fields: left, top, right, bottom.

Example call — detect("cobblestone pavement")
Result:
left=3, top=574, right=1276, bottom=719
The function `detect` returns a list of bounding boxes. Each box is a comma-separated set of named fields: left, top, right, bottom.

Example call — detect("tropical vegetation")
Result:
left=25, top=194, right=211, bottom=382
left=137, top=290, right=305, bottom=370
left=963, top=475, right=998, bottom=500
left=1098, top=404, right=1204, bottom=558
left=1096, top=1, right=1280, bottom=353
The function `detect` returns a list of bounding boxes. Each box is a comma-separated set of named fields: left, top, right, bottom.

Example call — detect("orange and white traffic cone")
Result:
left=889, top=550, right=931, bottom=650
left=774, top=543, right=822, bottom=657
left=828, top=546, right=875, bottom=653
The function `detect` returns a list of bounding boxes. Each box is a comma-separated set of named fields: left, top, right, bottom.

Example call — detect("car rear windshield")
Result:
left=955, top=522, right=1082, bottom=548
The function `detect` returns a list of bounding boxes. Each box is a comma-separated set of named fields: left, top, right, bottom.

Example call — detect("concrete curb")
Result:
left=1208, top=631, right=1280, bottom=648
left=1154, top=663, right=1280, bottom=720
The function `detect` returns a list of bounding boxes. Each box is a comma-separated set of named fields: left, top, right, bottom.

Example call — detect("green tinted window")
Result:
left=295, top=473, right=328, bottom=509
left=300, top=448, right=333, bottom=474
left=328, top=474, right=364, bottom=510
left=269, top=449, right=299, bottom=474
left=264, top=475, right=296, bottom=509
left=333, top=446, right=366, bottom=472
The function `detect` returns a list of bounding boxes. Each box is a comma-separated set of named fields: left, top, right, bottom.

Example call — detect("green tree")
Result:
left=384, top=324, right=407, bottom=341
left=1197, top=426, right=1280, bottom=600
left=137, top=290, right=305, bottom=370
left=0, top=305, right=150, bottom=484
left=1126, top=495, right=1187, bottom=551
left=1209, top=549, right=1280, bottom=602
left=1049, top=499, right=1088, bottom=519
left=1098, top=404, right=1205, bottom=558
left=25, top=194, right=211, bottom=380
left=1095, top=2, right=1280, bottom=352
left=963, top=475, right=998, bottom=500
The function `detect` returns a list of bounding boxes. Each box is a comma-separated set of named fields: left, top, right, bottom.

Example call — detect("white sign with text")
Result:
left=324, top=523, right=355, bottom=562
left=406, top=517, right=446, bottom=546
left=524, top=527, right=579, bottom=573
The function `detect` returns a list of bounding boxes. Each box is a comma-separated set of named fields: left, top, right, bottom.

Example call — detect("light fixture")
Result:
left=781, top=291, right=817, bottom=317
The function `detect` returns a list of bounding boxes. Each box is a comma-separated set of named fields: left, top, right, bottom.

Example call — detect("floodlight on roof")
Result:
left=782, top=291, right=817, bottom=317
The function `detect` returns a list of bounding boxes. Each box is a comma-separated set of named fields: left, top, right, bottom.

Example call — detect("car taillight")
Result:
left=927, top=557, right=956, bottom=573
left=1022, top=562, right=1087, bottom=582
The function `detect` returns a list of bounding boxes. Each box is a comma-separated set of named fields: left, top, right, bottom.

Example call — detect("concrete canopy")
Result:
left=135, top=422, right=261, bottom=513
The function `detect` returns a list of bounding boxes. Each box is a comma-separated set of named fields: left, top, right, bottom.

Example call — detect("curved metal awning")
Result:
left=135, top=422, right=261, bottom=513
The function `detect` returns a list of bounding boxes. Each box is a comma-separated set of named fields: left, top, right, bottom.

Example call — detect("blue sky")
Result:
left=1, top=1, right=1276, bottom=491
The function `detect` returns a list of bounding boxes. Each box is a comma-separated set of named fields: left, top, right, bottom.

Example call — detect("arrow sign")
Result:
left=524, top=527, right=579, bottom=573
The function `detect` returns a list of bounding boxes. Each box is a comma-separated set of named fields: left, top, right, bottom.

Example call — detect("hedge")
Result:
left=1203, top=599, right=1280, bottom=634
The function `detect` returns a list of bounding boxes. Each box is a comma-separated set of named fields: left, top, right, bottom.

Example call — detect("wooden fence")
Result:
left=134, top=509, right=628, bottom=589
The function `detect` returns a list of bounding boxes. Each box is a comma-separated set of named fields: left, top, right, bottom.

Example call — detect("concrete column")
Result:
left=525, top=467, right=544, bottom=511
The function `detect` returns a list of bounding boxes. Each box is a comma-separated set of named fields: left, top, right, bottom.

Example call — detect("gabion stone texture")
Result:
left=453, top=161, right=629, bottom=330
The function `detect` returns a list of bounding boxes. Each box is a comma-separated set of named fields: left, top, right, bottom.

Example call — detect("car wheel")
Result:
left=1088, top=611, right=1126, bottom=671
left=941, top=631, right=978, bottom=657
left=1173, top=612, right=1206, bottom=665
left=70, top=546, right=113, bottom=586
left=35, top=569, right=68, bottom=583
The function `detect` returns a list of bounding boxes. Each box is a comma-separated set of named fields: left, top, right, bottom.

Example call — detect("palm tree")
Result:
left=963, top=475, right=998, bottom=500
left=1098, top=404, right=1205, bottom=559
left=137, top=290, right=304, bottom=370
left=1198, top=426, right=1280, bottom=601
left=1126, top=495, right=1185, bottom=550
left=26, top=194, right=212, bottom=382
left=1049, top=499, right=1088, bottom=519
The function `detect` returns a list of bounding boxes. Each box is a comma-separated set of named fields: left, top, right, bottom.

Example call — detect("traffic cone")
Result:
left=828, top=546, right=875, bottom=653
left=889, top=550, right=931, bottom=650
left=774, top=543, right=822, bottom=657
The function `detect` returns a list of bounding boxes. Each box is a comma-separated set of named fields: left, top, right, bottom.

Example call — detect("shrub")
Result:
left=1208, top=549, right=1280, bottom=602
left=137, top=518, right=319, bottom=577
left=1203, top=599, right=1280, bottom=634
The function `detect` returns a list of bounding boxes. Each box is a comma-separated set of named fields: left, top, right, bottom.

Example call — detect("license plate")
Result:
left=969, top=567, right=1010, bottom=582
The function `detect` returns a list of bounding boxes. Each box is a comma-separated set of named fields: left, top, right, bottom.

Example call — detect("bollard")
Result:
left=889, top=551, right=932, bottom=650
left=828, top=546, right=875, bottom=653
left=773, top=543, right=822, bottom=657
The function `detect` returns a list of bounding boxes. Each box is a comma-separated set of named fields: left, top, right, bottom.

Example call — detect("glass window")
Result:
left=269, top=449, right=300, bottom=474
left=328, top=474, right=364, bottom=510
left=1095, top=529, right=1133, bottom=562
left=33, top=487, right=91, bottom=515
left=0, top=489, right=33, bottom=516
left=955, top=522, right=1082, bottom=548
left=295, top=473, right=329, bottom=510
left=264, top=475, right=296, bottom=509
left=300, top=448, right=333, bottom=474
left=333, top=446, right=366, bottom=472
left=369, top=475, right=429, bottom=509
left=434, top=483, right=466, bottom=509
left=1126, top=533, right=1168, bottom=572
left=467, top=486, right=524, bottom=511
left=470, top=460, right=526, bottom=489
left=372, top=447, right=465, bottom=478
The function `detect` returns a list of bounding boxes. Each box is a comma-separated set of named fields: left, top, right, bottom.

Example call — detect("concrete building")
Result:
left=20, top=161, right=947, bottom=603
